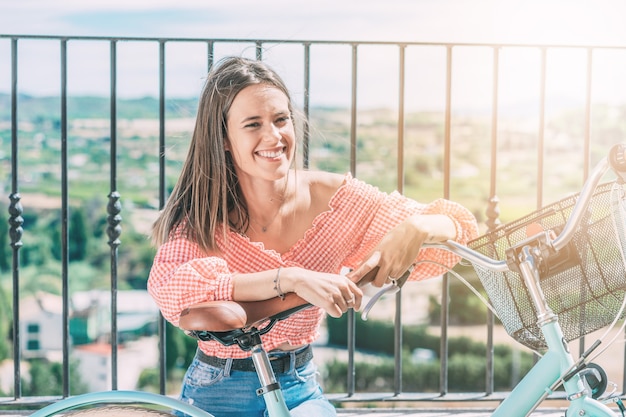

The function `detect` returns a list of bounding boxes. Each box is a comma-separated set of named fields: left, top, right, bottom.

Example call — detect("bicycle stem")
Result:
left=517, top=245, right=555, bottom=326
left=249, top=336, right=292, bottom=417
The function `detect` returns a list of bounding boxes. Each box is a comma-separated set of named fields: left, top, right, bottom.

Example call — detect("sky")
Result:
left=1, top=0, right=626, bottom=110
left=2, top=0, right=625, bottom=45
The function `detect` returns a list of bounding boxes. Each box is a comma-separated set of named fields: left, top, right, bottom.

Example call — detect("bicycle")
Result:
left=422, top=143, right=626, bottom=416
left=30, top=143, right=626, bottom=416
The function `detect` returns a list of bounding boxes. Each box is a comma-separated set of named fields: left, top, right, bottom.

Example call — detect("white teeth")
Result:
left=257, top=149, right=284, bottom=158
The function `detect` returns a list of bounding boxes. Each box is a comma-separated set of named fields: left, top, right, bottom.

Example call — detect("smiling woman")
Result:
left=146, top=55, right=478, bottom=417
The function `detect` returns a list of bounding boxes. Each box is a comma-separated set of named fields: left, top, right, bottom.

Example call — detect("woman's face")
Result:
left=225, top=83, right=295, bottom=183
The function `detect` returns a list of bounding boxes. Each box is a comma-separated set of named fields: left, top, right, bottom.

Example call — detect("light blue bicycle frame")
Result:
left=492, top=245, right=617, bottom=417
left=29, top=343, right=292, bottom=417
left=29, top=333, right=292, bottom=417
left=29, top=390, right=214, bottom=417
left=250, top=343, right=292, bottom=417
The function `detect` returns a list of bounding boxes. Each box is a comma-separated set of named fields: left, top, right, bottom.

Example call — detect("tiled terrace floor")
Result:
left=336, top=409, right=568, bottom=416
left=0, top=407, right=572, bottom=416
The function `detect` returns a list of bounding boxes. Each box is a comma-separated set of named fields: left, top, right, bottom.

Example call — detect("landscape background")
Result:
left=1, top=86, right=625, bottom=396
left=3, top=0, right=626, bottom=402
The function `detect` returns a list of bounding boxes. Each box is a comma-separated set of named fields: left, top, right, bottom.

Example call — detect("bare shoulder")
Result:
left=298, top=170, right=347, bottom=203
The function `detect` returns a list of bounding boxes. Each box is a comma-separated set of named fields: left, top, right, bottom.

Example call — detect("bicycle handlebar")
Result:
left=436, top=144, right=626, bottom=273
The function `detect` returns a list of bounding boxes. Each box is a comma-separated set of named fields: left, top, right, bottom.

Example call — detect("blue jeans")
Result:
left=176, top=348, right=337, bottom=417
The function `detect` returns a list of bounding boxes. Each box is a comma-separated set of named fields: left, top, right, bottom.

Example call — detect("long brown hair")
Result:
left=151, top=56, right=296, bottom=252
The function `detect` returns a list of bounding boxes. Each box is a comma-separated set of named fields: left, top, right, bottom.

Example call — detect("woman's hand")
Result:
left=282, top=268, right=363, bottom=318
left=348, top=214, right=457, bottom=287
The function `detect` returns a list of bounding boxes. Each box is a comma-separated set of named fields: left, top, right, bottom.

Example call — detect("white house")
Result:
left=19, top=292, right=64, bottom=360
left=20, top=290, right=159, bottom=354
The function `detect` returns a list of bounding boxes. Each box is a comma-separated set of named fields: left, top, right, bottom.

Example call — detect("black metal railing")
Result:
left=1, top=34, right=626, bottom=410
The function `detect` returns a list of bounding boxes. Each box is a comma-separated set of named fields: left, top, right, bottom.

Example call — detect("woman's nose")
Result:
left=262, top=123, right=282, bottom=141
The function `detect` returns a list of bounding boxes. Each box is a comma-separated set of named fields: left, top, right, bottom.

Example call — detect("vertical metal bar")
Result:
left=443, top=45, right=453, bottom=200
left=440, top=274, right=450, bottom=396
left=397, top=45, right=406, bottom=193
left=60, top=38, right=70, bottom=397
left=159, top=41, right=167, bottom=211
left=393, top=45, right=407, bottom=396
left=207, top=41, right=214, bottom=70
left=485, top=46, right=500, bottom=396
left=157, top=39, right=167, bottom=396
left=346, top=310, right=356, bottom=397
left=302, top=43, right=311, bottom=169
left=346, top=44, right=358, bottom=397
left=393, top=296, right=403, bottom=396
left=623, top=330, right=626, bottom=396
left=256, top=41, right=263, bottom=61
left=583, top=47, right=593, bottom=181
left=107, top=39, right=121, bottom=390
left=537, top=47, right=547, bottom=209
left=485, top=45, right=501, bottom=232
left=489, top=47, right=500, bottom=218
left=349, top=44, right=358, bottom=177
left=578, top=47, right=594, bottom=358
left=439, top=45, right=453, bottom=395
left=9, top=36, right=23, bottom=400
left=109, top=42, right=118, bottom=206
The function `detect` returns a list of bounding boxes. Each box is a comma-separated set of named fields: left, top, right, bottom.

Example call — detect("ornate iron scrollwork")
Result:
left=8, top=192, right=23, bottom=249
left=107, top=191, right=122, bottom=248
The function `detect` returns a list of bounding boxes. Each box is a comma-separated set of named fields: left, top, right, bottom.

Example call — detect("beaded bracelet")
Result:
left=273, top=267, right=285, bottom=300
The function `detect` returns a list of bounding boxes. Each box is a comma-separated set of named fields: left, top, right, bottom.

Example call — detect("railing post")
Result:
left=484, top=45, right=502, bottom=396
left=349, top=44, right=358, bottom=177
left=393, top=44, right=407, bottom=397
left=537, top=47, right=547, bottom=209
left=303, top=42, right=311, bottom=169
left=157, top=39, right=167, bottom=396
left=107, top=39, right=122, bottom=391
left=256, top=41, right=263, bottom=61
left=60, top=38, right=71, bottom=398
left=439, top=44, right=454, bottom=396
left=8, top=37, right=23, bottom=400
left=345, top=43, right=359, bottom=397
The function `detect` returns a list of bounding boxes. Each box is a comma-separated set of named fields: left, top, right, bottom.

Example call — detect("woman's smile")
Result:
left=256, top=147, right=286, bottom=160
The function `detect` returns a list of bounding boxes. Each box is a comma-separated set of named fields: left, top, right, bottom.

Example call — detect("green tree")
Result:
left=69, top=207, right=89, bottom=261
left=22, top=359, right=88, bottom=396
left=0, top=206, right=9, bottom=271
left=0, top=284, right=10, bottom=361
left=136, top=322, right=197, bottom=394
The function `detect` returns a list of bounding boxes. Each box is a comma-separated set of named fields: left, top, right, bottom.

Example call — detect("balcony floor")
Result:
left=337, top=409, right=566, bottom=416
left=0, top=408, right=570, bottom=416
left=0, top=409, right=569, bottom=416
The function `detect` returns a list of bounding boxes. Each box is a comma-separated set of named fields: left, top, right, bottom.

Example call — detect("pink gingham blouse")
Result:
left=148, top=173, right=478, bottom=359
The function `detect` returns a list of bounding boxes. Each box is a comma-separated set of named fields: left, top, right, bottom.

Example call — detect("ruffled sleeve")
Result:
left=337, top=176, right=478, bottom=280
left=147, top=237, right=234, bottom=326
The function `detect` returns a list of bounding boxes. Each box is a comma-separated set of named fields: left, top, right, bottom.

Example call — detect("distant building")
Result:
left=72, top=336, right=160, bottom=391
left=19, top=290, right=159, bottom=357
left=72, top=343, right=113, bottom=392
left=70, top=290, right=159, bottom=345
left=19, top=292, right=64, bottom=360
